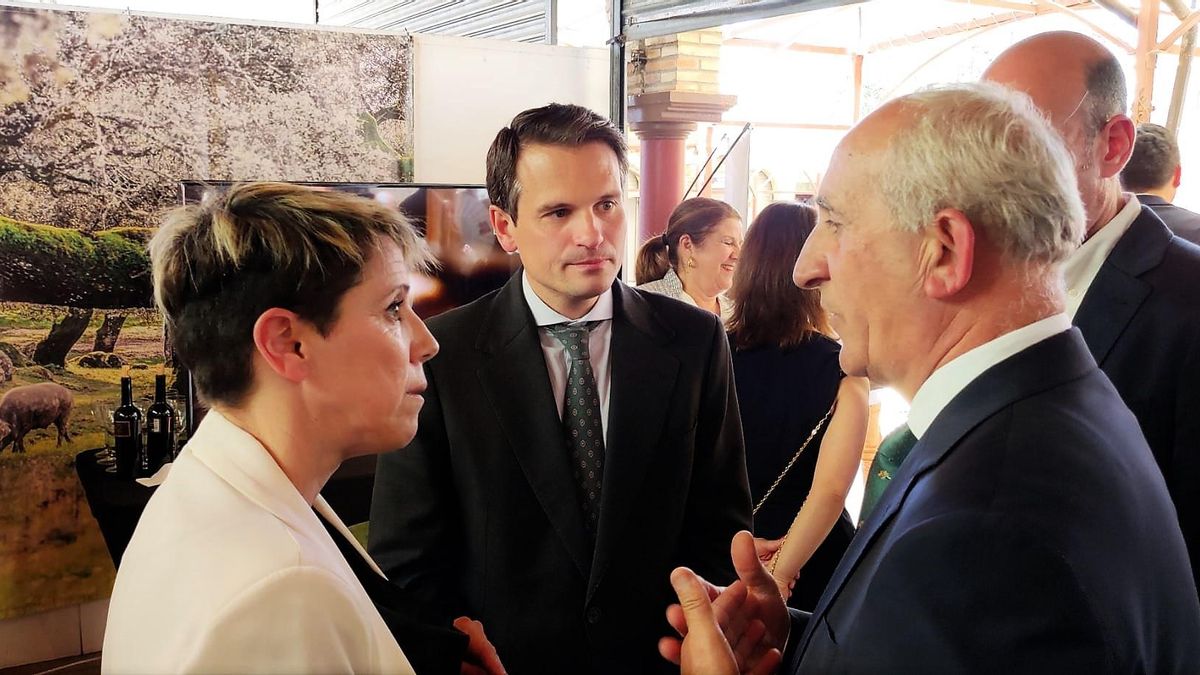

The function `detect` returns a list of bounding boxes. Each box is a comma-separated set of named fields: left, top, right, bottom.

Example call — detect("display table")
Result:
left=75, top=448, right=154, bottom=568
left=76, top=450, right=378, bottom=568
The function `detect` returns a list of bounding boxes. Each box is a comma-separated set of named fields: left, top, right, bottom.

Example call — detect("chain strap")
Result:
left=769, top=533, right=786, bottom=577
left=752, top=399, right=838, bottom=516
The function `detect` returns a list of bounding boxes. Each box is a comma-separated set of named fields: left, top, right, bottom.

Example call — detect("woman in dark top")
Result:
left=728, top=201, right=869, bottom=611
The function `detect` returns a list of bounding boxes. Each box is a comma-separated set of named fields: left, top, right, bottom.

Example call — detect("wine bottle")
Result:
left=146, top=369, right=175, bottom=472
left=113, top=367, right=143, bottom=480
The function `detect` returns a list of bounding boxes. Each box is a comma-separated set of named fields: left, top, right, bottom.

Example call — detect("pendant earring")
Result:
left=687, top=257, right=697, bottom=268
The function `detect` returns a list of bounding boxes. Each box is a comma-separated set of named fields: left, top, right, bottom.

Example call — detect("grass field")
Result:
left=0, top=304, right=171, bottom=619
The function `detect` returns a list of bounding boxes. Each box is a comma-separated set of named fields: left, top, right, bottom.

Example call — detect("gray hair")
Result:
left=880, top=82, right=1085, bottom=264
left=1084, top=56, right=1127, bottom=135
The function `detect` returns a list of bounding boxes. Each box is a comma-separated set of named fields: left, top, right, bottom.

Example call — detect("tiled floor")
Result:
left=0, top=653, right=100, bottom=675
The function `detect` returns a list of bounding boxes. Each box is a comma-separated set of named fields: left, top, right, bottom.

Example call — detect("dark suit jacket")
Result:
left=369, top=273, right=752, bottom=674
left=1137, top=193, right=1200, bottom=245
left=784, top=329, right=1200, bottom=673
left=733, top=334, right=853, bottom=611
left=316, top=511, right=468, bottom=675
left=1074, top=206, right=1200, bottom=596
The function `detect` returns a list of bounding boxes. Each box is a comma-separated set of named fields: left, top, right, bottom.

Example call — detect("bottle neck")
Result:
left=121, top=377, right=133, bottom=406
left=155, top=375, right=167, bottom=403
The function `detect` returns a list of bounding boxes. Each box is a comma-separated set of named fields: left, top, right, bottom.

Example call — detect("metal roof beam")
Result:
left=1092, top=0, right=1137, bottom=28
left=1159, top=9, right=1200, bottom=50
left=723, top=37, right=849, bottom=55
left=1031, top=0, right=1134, bottom=53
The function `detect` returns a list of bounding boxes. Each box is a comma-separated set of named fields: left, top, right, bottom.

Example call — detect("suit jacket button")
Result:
left=586, top=607, right=602, bottom=624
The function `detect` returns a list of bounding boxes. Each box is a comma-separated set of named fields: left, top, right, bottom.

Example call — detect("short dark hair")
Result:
left=728, top=201, right=829, bottom=350
left=1084, top=54, right=1127, bottom=134
left=485, top=103, right=628, bottom=219
left=1121, top=123, right=1180, bottom=192
left=150, top=182, right=432, bottom=407
left=635, top=197, right=740, bottom=284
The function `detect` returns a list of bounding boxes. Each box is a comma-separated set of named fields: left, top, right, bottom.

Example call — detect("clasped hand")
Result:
left=453, top=616, right=507, bottom=675
left=658, top=531, right=791, bottom=675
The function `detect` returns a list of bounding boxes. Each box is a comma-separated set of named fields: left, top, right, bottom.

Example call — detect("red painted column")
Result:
left=636, top=126, right=690, bottom=241
left=627, top=91, right=737, bottom=245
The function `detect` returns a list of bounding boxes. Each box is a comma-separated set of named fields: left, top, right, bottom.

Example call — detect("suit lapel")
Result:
left=475, top=274, right=593, bottom=580
left=794, top=330, right=1097, bottom=659
left=1074, top=208, right=1169, bottom=365
left=588, top=282, right=679, bottom=597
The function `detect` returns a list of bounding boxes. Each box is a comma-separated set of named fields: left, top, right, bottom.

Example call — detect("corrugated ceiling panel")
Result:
left=318, top=0, right=548, bottom=43
left=622, top=0, right=867, bottom=39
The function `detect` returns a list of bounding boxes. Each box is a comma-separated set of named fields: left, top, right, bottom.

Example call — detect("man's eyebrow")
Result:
left=534, top=201, right=572, bottom=213
left=815, top=196, right=840, bottom=216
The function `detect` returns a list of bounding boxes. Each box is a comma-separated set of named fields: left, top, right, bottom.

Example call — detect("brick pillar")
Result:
left=626, top=29, right=736, bottom=243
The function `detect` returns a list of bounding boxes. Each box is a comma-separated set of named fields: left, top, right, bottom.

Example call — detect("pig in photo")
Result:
left=0, top=382, right=74, bottom=453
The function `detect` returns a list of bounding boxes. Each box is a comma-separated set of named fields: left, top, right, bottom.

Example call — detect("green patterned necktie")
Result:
left=545, top=321, right=605, bottom=536
left=859, top=424, right=918, bottom=525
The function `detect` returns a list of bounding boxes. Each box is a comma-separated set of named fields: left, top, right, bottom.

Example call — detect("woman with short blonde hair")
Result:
left=103, top=183, right=501, bottom=674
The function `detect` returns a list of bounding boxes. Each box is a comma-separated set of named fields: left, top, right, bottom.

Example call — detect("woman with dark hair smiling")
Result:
left=636, top=197, right=742, bottom=322
left=728, top=200, right=869, bottom=610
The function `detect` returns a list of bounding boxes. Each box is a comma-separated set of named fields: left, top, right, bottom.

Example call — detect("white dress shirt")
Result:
left=906, top=314, right=1072, bottom=439
left=521, top=271, right=613, bottom=440
left=1061, top=195, right=1140, bottom=318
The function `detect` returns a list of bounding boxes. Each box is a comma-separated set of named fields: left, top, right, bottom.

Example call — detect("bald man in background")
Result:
left=984, top=31, right=1200, bottom=597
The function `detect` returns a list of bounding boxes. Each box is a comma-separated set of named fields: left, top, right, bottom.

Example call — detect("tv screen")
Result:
left=180, top=182, right=519, bottom=320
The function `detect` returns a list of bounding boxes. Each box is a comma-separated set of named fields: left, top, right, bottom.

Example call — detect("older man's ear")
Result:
left=1097, top=114, right=1136, bottom=180
left=918, top=208, right=975, bottom=300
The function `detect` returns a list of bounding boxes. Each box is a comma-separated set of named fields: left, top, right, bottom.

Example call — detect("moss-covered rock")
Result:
left=73, top=352, right=125, bottom=369
left=0, top=351, right=12, bottom=382
left=0, top=215, right=154, bottom=309
left=17, top=365, right=55, bottom=381
left=0, top=342, right=27, bottom=367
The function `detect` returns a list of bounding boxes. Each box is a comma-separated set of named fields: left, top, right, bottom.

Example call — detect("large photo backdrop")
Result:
left=0, top=5, right=414, bottom=620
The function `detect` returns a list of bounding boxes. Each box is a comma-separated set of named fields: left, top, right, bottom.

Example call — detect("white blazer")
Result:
left=102, top=410, right=415, bottom=675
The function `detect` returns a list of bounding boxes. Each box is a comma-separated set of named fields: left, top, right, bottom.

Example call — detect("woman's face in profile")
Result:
left=304, top=239, right=439, bottom=456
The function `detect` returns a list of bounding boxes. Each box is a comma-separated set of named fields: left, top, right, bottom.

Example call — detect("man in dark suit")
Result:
left=660, top=83, right=1200, bottom=673
left=369, top=103, right=752, bottom=674
left=985, top=30, right=1200, bottom=597
left=1120, top=122, right=1200, bottom=245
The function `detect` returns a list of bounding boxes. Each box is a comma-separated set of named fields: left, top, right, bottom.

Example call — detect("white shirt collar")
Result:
left=1062, top=195, right=1140, bottom=318
left=521, top=270, right=614, bottom=326
left=906, top=314, right=1072, bottom=439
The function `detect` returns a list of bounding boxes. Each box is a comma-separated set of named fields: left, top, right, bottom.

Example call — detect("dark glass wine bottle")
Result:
left=113, top=368, right=143, bottom=480
left=146, top=371, right=175, bottom=472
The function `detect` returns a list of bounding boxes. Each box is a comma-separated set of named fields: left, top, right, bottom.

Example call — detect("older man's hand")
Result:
left=659, top=531, right=789, bottom=675
left=453, top=616, right=506, bottom=675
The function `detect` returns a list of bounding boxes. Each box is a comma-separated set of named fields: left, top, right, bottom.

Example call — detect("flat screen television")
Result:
left=177, top=182, right=518, bottom=522
left=180, top=182, right=518, bottom=320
